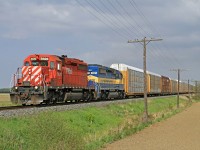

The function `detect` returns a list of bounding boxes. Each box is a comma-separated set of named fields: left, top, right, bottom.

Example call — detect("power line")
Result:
left=104, top=0, right=173, bottom=71
left=75, top=0, right=130, bottom=40
left=128, top=0, right=183, bottom=69
left=100, top=0, right=140, bottom=37
left=116, top=0, right=144, bottom=36
left=75, top=0, right=187, bottom=78
left=85, top=0, right=136, bottom=38
left=75, top=0, right=146, bottom=67
left=129, top=0, right=159, bottom=37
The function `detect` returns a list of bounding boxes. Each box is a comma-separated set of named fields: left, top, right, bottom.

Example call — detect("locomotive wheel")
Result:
left=87, top=93, right=94, bottom=101
left=119, top=92, right=124, bottom=99
left=82, top=92, right=88, bottom=102
left=101, top=93, right=107, bottom=100
left=44, top=99, right=51, bottom=105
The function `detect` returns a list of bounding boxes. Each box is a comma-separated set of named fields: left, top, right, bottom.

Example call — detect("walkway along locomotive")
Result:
left=10, top=54, right=124, bottom=105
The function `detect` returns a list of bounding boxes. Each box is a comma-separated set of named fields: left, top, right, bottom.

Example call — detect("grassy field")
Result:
left=0, top=96, right=192, bottom=150
left=0, top=93, right=16, bottom=106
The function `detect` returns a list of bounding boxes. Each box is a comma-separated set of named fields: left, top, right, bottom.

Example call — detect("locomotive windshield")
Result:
left=31, top=61, right=48, bottom=66
left=24, top=61, right=30, bottom=66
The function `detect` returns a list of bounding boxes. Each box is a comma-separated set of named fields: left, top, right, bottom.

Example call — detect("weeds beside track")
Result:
left=0, top=96, right=192, bottom=150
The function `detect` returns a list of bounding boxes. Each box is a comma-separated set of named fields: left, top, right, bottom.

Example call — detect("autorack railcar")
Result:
left=147, top=71, right=161, bottom=95
left=110, top=63, right=145, bottom=97
left=110, top=63, right=193, bottom=97
left=161, top=76, right=171, bottom=95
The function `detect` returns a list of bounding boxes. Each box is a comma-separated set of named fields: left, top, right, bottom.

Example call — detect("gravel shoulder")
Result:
left=104, top=102, right=200, bottom=150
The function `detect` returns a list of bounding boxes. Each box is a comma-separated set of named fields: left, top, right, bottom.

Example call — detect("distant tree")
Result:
left=0, top=88, right=10, bottom=93
left=193, top=83, right=200, bottom=100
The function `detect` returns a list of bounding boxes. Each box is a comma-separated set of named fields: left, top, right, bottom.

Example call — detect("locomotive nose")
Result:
left=22, top=66, right=43, bottom=86
left=28, top=67, right=32, bottom=75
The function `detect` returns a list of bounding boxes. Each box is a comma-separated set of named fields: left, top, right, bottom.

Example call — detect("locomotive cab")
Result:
left=10, top=54, right=61, bottom=105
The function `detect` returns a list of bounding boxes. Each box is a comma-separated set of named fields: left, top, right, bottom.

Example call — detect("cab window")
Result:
left=32, top=61, right=39, bottom=66
left=41, top=61, right=48, bottom=66
left=31, top=61, right=48, bottom=66
left=115, top=73, right=119, bottom=79
left=50, top=61, right=55, bottom=69
left=78, top=64, right=87, bottom=71
left=99, top=68, right=106, bottom=74
left=24, top=61, right=30, bottom=66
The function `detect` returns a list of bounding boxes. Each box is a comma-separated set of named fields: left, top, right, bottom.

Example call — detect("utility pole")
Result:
left=191, top=80, right=198, bottom=95
left=188, top=79, right=191, bottom=102
left=128, top=37, right=162, bottom=122
left=190, top=80, right=199, bottom=99
left=195, top=81, right=198, bottom=95
left=170, top=69, right=186, bottom=108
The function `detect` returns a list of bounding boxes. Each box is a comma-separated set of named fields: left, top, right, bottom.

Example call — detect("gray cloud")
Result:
left=0, top=0, right=199, bottom=87
left=0, top=1, right=105, bottom=39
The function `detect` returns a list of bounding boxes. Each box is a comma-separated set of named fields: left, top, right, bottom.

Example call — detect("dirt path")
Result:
left=104, top=102, right=200, bottom=150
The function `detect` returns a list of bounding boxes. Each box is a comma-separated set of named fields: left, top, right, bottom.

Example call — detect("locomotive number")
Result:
left=30, top=57, right=36, bottom=60
left=40, top=57, right=49, bottom=60
left=66, top=68, right=72, bottom=74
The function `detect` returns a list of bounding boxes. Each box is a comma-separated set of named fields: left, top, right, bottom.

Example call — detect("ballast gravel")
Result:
left=0, top=98, right=142, bottom=118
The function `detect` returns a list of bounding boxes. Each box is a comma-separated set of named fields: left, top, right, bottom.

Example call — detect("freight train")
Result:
left=10, top=54, right=124, bottom=105
left=10, top=54, right=193, bottom=105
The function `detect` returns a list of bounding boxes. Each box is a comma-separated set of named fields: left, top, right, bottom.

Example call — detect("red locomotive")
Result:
left=10, top=54, right=92, bottom=105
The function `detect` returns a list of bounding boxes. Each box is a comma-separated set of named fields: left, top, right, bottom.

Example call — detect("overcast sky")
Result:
left=0, top=0, right=199, bottom=88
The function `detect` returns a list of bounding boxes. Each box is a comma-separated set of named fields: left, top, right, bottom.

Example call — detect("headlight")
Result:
left=14, top=86, right=18, bottom=92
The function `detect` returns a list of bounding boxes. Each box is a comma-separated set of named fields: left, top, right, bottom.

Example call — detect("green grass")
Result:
left=0, top=94, right=17, bottom=106
left=0, top=96, right=192, bottom=150
left=0, top=113, right=85, bottom=150
left=192, top=94, right=200, bottom=102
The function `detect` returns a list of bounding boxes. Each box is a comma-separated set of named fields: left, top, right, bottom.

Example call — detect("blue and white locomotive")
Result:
left=87, top=64, right=124, bottom=99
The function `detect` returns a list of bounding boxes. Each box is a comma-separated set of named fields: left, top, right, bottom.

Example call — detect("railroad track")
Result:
left=0, top=94, right=176, bottom=112
left=0, top=100, right=116, bottom=112
left=0, top=97, right=141, bottom=115
left=0, top=105, right=35, bottom=111
left=0, top=94, right=190, bottom=118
